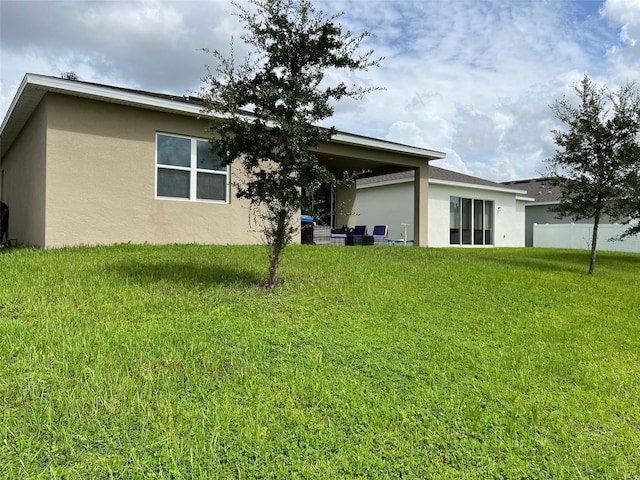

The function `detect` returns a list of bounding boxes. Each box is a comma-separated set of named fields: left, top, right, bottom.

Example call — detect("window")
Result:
left=450, top=197, right=493, bottom=245
left=156, top=133, right=229, bottom=202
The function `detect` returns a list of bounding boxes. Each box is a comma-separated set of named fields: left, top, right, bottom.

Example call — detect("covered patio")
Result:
left=312, top=132, right=445, bottom=246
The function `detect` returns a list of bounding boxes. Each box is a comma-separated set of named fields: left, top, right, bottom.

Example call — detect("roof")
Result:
left=502, top=178, right=562, bottom=204
left=1, top=73, right=446, bottom=161
left=357, top=165, right=530, bottom=196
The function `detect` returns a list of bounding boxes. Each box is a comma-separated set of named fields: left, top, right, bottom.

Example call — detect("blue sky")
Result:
left=1, top=0, right=639, bottom=181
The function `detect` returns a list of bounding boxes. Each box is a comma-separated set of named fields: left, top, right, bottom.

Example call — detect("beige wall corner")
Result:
left=1, top=99, right=48, bottom=247
left=413, top=165, right=429, bottom=246
left=335, top=183, right=357, bottom=228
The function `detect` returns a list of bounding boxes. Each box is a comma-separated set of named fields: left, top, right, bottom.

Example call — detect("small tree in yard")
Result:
left=201, top=0, right=380, bottom=287
left=547, top=75, right=640, bottom=275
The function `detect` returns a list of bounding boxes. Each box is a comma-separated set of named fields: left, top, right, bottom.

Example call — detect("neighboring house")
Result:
left=503, top=178, right=640, bottom=252
left=501, top=178, right=563, bottom=247
left=0, top=74, right=445, bottom=248
left=356, top=166, right=532, bottom=247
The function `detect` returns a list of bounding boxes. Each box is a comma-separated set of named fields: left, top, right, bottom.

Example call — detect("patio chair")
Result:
left=372, top=225, right=388, bottom=246
left=348, top=225, right=368, bottom=246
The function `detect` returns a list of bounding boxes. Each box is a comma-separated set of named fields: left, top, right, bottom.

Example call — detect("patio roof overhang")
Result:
left=314, top=132, right=445, bottom=176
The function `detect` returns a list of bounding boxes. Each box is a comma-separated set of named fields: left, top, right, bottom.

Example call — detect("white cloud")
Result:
left=80, top=1, right=187, bottom=40
left=1, top=0, right=637, bottom=182
left=430, top=149, right=471, bottom=175
left=318, top=0, right=632, bottom=181
left=601, top=0, right=640, bottom=82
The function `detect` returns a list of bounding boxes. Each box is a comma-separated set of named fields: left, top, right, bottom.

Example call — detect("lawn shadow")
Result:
left=481, top=249, right=590, bottom=274
left=481, top=248, right=640, bottom=275
left=106, top=258, right=262, bottom=288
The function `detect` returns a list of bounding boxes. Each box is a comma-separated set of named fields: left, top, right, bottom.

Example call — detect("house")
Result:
left=501, top=178, right=563, bottom=247
left=503, top=178, right=640, bottom=252
left=0, top=74, right=445, bottom=248
left=355, top=167, right=532, bottom=247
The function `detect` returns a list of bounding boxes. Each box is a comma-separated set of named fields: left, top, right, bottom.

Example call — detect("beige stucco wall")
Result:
left=43, top=93, right=261, bottom=248
left=1, top=99, right=48, bottom=246
left=4, top=89, right=436, bottom=249
left=334, top=183, right=357, bottom=228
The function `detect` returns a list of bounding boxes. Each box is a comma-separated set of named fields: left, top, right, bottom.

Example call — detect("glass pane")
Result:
left=197, top=140, right=225, bottom=171
left=474, top=199, right=484, bottom=245
left=450, top=197, right=460, bottom=244
left=157, top=168, right=189, bottom=198
left=484, top=201, right=494, bottom=245
left=157, top=134, right=191, bottom=167
left=197, top=172, right=227, bottom=201
left=462, top=198, right=472, bottom=244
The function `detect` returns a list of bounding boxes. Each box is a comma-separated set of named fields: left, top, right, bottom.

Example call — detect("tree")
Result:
left=547, top=75, right=640, bottom=274
left=201, top=0, right=380, bottom=286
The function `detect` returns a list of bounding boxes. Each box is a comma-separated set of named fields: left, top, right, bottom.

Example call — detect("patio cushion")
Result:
left=352, top=225, right=368, bottom=236
left=372, top=225, right=388, bottom=237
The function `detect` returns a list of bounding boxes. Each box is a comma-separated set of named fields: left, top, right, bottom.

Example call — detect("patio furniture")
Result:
left=347, top=225, right=368, bottom=246
left=388, top=239, right=414, bottom=246
left=329, top=226, right=350, bottom=246
left=372, top=225, right=388, bottom=246
left=330, top=235, right=346, bottom=246
left=330, top=233, right=347, bottom=245
left=313, top=225, right=331, bottom=245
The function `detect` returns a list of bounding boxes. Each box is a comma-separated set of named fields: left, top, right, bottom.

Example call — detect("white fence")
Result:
left=533, top=223, right=640, bottom=253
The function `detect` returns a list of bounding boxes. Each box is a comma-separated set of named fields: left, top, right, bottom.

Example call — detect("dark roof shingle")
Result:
left=502, top=178, right=562, bottom=203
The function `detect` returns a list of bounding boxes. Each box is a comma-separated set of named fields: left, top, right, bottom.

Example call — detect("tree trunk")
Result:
left=267, top=253, right=280, bottom=287
left=267, top=210, right=288, bottom=287
left=588, top=211, right=600, bottom=275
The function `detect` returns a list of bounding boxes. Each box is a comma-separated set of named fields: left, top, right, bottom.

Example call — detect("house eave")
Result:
left=526, top=200, right=560, bottom=207
left=429, top=178, right=528, bottom=196
left=357, top=177, right=413, bottom=189
left=357, top=176, right=532, bottom=198
left=330, top=132, right=446, bottom=161
left=1, top=73, right=223, bottom=157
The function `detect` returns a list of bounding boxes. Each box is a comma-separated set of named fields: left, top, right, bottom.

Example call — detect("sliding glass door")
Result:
left=450, top=197, right=494, bottom=245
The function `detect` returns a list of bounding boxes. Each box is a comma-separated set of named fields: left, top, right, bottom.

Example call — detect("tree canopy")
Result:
left=547, top=75, right=640, bottom=274
left=201, top=0, right=380, bottom=286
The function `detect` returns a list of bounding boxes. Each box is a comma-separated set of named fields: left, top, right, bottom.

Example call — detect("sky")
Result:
left=1, top=0, right=639, bottom=182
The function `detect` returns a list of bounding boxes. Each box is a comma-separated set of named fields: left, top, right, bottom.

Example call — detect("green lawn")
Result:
left=0, top=244, right=638, bottom=478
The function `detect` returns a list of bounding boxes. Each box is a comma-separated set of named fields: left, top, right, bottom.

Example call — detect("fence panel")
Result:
left=533, top=223, right=640, bottom=253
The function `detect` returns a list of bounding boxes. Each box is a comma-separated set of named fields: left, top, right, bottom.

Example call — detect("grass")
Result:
left=0, top=244, right=639, bottom=478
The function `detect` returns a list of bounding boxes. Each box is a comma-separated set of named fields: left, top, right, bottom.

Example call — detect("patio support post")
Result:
left=413, top=164, right=429, bottom=246
left=335, top=182, right=357, bottom=228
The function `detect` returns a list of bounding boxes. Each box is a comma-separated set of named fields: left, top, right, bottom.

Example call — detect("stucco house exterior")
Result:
left=502, top=178, right=566, bottom=247
left=355, top=167, right=532, bottom=247
left=0, top=74, right=445, bottom=248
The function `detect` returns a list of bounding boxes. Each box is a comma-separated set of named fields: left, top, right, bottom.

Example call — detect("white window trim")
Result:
left=155, top=132, right=230, bottom=204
